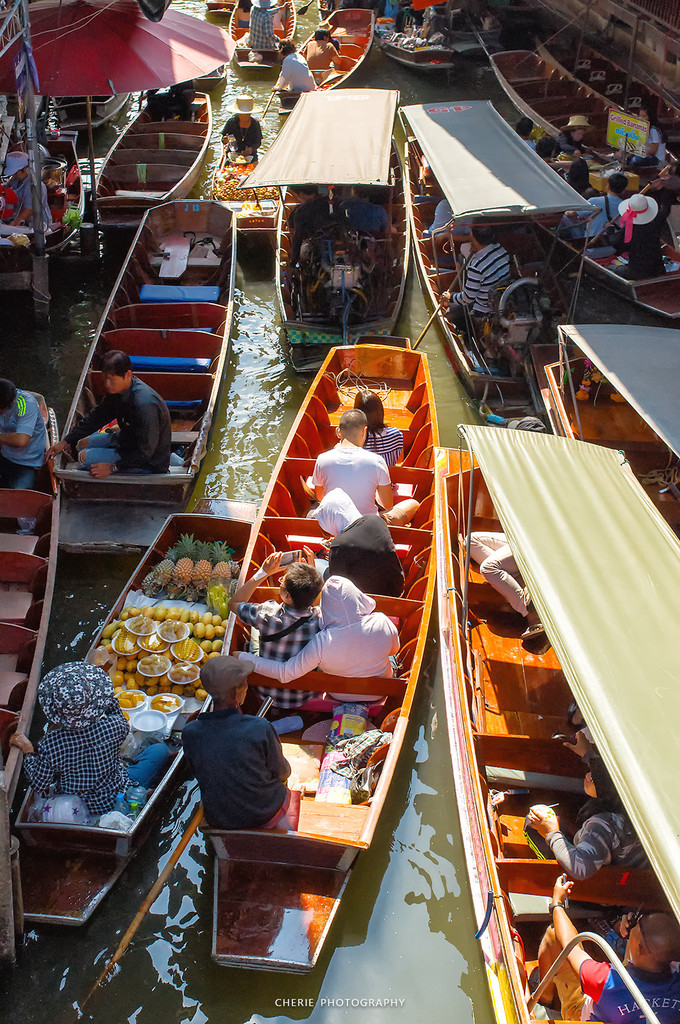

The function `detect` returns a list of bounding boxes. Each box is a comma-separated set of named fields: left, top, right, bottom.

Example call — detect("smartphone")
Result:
left=280, top=549, right=304, bottom=566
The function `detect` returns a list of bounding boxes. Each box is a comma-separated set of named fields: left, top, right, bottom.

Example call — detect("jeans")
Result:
left=128, top=742, right=172, bottom=788
left=78, top=431, right=183, bottom=472
left=628, top=154, right=659, bottom=167
left=0, top=452, right=38, bottom=490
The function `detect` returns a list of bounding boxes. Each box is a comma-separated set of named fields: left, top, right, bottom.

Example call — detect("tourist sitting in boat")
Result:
left=246, top=0, right=287, bottom=51
left=526, top=750, right=647, bottom=880
left=0, top=377, right=47, bottom=489
left=9, top=661, right=171, bottom=817
left=289, top=187, right=337, bottom=265
left=310, top=488, right=405, bottom=597
left=536, top=873, right=680, bottom=1023
left=234, top=0, right=251, bottom=28
left=618, top=107, right=666, bottom=169
left=563, top=154, right=595, bottom=197
left=46, top=350, right=178, bottom=478
left=146, top=83, right=196, bottom=122
left=311, top=409, right=419, bottom=525
left=275, top=40, right=317, bottom=94
left=238, top=575, right=399, bottom=701
left=515, top=117, right=536, bottom=150
left=442, top=225, right=511, bottom=325
left=556, top=115, right=592, bottom=156
left=354, top=388, right=403, bottom=466
left=182, top=656, right=299, bottom=830
left=558, top=172, right=627, bottom=242
left=469, top=531, right=544, bottom=646
left=221, top=96, right=263, bottom=163
left=306, top=28, right=339, bottom=72
left=3, top=151, right=52, bottom=230
left=228, top=549, right=323, bottom=712
left=615, top=193, right=665, bottom=280
left=339, top=186, right=389, bottom=237
left=535, top=135, right=560, bottom=167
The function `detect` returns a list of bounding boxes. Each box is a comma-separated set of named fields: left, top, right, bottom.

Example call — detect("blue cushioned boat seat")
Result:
left=130, top=355, right=211, bottom=373
left=139, top=285, right=221, bottom=303
left=166, top=399, right=203, bottom=410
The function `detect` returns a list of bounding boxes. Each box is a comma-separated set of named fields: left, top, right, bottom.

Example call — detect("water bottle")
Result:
left=129, top=801, right=140, bottom=820
left=126, top=784, right=147, bottom=810
left=113, top=793, right=129, bottom=815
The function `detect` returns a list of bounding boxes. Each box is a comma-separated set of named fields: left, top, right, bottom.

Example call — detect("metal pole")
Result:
left=85, top=96, right=99, bottom=230
left=0, top=768, right=16, bottom=964
left=623, top=14, right=641, bottom=114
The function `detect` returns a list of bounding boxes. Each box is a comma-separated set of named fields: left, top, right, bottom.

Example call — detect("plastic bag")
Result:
left=40, top=794, right=90, bottom=824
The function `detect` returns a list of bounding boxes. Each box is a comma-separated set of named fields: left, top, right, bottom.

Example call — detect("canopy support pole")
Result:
left=86, top=96, right=99, bottom=232
left=623, top=14, right=641, bottom=113
left=20, top=7, right=50, bottom=325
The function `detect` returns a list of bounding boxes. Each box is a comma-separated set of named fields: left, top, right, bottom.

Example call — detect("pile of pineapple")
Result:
left=141, top=534, right=240, bottom=606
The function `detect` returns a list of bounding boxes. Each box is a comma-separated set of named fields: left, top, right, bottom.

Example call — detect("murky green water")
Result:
left=0, top=9, right=644, bottom=1021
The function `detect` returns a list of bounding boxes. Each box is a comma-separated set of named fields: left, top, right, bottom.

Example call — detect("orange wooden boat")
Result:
left=202, top=342, right=438, bottom=972
left=435, top=429, right=680, bottom=1024
left=54, top=201, right=236, bottom=552
left=229, top=0, right=295, bottom=70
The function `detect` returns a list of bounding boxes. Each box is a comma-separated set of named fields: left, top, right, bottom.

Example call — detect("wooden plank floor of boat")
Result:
left=20, top=847, right=127, bottom=925
left=59, top=499, right=186, bottom=554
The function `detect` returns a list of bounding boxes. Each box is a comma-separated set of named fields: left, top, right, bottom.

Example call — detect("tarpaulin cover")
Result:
left=560, top=323, right=680, bottom=458
left=243, top=90, right=399, bottom=188
left=401, top=100, right=593, bottom=219
left=459, top=425, right=680, bottom=921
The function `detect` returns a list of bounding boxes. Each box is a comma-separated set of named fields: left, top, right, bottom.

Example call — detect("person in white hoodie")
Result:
left=237, top=575, right=399, bottom=701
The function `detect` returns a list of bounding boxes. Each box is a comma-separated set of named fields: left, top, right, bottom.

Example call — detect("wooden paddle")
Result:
left=412, top=301, right=442, bottom=350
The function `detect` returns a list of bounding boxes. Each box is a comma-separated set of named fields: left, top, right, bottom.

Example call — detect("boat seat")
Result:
left=139, top=285, right=221, bottom=303
left=496, top=859, right=668, bottom=910
left=166, top=399, right=204, bottom=411
left=0, top=591, right=33, bottom=626
left=0, top=533, right=39, bottom=555
left=508, top=890, right=604, bottom=922
left=486, top=765, right=584, bottom=793
left=114, top=189, right=167, bottom=199
left=129, top=355, right=211, bottom=373
left=171, top=431, right=200, bottom=445
left=0, top=670, right=27, bottom=710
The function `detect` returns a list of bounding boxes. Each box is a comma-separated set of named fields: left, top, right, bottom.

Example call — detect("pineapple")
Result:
left=141, top=569, right=161, bottom=598
left=153, top=557, right=176, bottom=589
left=210, top=541, right=235, bottom=583
left=191, top=542, right=214, bottom=593
left=184, top=583, right=200, bottom=604
left=170, top=534, right=195, bottom=591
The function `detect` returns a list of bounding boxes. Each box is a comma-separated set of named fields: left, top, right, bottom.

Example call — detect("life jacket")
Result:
left=0, top=184, right=18, bottom=222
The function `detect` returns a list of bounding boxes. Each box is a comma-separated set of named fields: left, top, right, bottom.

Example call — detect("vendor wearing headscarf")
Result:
left=310, top=488, right=405, bottom=597
left=10, top=661, right=170, bottom=817
left=238, top=575, right=399, bottom=701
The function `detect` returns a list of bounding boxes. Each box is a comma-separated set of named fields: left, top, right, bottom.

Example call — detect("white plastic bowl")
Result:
left=132, top=709, right=167, bottom=735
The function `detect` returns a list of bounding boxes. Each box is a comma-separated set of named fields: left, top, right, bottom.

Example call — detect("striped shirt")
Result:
left=546, top=810, right=648, bottom=881
left=454, top=243, right=511, bottom=315
left=364, top=426, right=403, bottom=467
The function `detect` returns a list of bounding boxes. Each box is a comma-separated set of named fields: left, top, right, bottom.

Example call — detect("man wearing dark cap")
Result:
left=182, top=656, right=296, bottom=830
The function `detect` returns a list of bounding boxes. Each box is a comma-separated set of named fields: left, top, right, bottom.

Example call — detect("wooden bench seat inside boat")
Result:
left=139, top=284, right=221, bottom=303
left=206, top=796, right=370, bottom=851
left=103, top=329, right=222, bottom=360
left=109, top=149, right=198, bottom=168
left=0, top=552, right=47, bottom=629
left=0, top=623, right=35, bottom=709
left=110, top=301, right=226, bottom=332
left=118, top=133, right=204, bottom=152
left=496, top=858, right=667, bottom=910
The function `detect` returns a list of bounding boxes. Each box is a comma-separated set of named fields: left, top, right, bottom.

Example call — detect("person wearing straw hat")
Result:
left=221, top=96, right=263, bottom=163
left=615, top=193, right=664, bottom=280
left=246, top=0, right=288, bottom=53
left=556, top=115, right=592, bottom=156
left=10, top=662, right=171, bottom=817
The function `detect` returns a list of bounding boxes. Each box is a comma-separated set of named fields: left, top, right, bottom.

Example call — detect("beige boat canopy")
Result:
left=459, top=425, right=680, bottom=920
left=560, top=323, right=680, bottom=458
left=400, top=100, right=593, bottom=219
left=243, top=89, right=399, bottom=189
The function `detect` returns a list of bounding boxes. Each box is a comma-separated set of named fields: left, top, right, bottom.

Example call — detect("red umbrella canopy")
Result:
left=0, top=0, right=236, bottom=95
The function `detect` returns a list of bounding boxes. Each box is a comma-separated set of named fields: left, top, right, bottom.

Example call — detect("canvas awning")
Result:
left=243, top=90, right=399, bottom=189
left=458, top=425, right=680, bottom=920
left=401, top=101, right=593, bottom=219
left=560, top=323, right=680, bottom=458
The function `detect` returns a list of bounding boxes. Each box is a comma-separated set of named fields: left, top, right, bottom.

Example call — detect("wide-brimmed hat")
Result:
left=3, top=151, right=28, bottom=176
left=251, top=0, right=273, bottom=8
left=560, top=115, right=592, bottom=131
left=618, top=193, right=659, bottom=242
left=39, top=661, right=114, bottom=730
left=229, top=95, right=263, bottom=115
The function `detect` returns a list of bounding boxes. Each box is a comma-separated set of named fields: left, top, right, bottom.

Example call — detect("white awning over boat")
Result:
left=243, top=89, right=399, bottom=188
left=458, top=425, right=680, bottom=920
left=560, top=323, right=680, bottom=458
left=401, top=100, right=593, bottom=219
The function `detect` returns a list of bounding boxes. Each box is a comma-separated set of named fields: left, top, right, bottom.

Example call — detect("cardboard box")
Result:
left=588, top=170, right=639, bottom=193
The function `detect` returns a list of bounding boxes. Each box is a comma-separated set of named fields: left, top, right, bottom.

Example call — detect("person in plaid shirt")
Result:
left=228, top=550, right=323, bottom=711
left=246, top=0, right=288, bottom=51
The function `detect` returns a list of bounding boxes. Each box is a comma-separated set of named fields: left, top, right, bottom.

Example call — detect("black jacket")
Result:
left=65, top=375, right=172, bottom=473
left=328, top=515, right=405, bottom=597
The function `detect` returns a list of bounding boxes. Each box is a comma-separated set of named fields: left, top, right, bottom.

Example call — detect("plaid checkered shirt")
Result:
left=246, top=7, right=279, bottom=50
left=23, top=703, right=130, bottom=816
left=237, top=600, right=322, bottom=708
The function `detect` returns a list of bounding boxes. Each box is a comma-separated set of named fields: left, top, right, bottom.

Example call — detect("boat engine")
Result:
left=482, top=277, right=552, bottom=375
left=298, top=227, right=378, bottom=324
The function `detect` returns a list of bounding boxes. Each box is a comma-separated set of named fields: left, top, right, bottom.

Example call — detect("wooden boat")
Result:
left=193, top=66, right=227, bottom=91
left=435, top=428, right=680, bottom=1024
left=401, top=100, right=586, bottom=411
left=206, top=0, right=236, bottom=16
left=209, top=150, right=280, bottom=233
left=534, top=323, right=680, bottom=527
left=376, top=32, right=458, bottom=72
left=54, top=200, right=237, bottom=553
left=246, top=89, right=408, bottom=373
left=0, top=131, right=84, bottom=292
left=14, top=506, right=255, bottom=927
left=229, top=0, right=295, bottom=71
left=202, top=342, right=437, bottom=971
left=277, top=10, right=374, bottom=115
left=96, top=94, right=212, bottom=230
left=48, top=93, right=130, bottom=131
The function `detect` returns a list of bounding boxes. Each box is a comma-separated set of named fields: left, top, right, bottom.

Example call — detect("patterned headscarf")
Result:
left=38, top=661, right=114, bottom=730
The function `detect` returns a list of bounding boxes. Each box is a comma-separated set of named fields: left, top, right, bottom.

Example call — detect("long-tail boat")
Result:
left=277, top=10, right=375, bottom=115
left=435, top=427, right=680, bottom=1023
left=49, top=93, right=130, bottom=131
left=14, top=506, right=255, bottom=927
left=244, top=89, right=409, bottom=373
left=96, top=95, right=212, bottom=230
left=202, top=342, right=438, bottom=972
left=0, top=131, right=84, bottom=293
left=54, top=200, right=236, bottom=553
left=400, top=100, right=590, bottom=410
left=534, top=323, right=680, bottom=527
left=229, top=0, right=295, bottom=71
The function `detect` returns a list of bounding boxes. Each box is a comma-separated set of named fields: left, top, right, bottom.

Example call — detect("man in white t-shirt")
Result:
left=311, top=410, right=419, bottom=525
left=275, top=40, right=317, bottom=93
